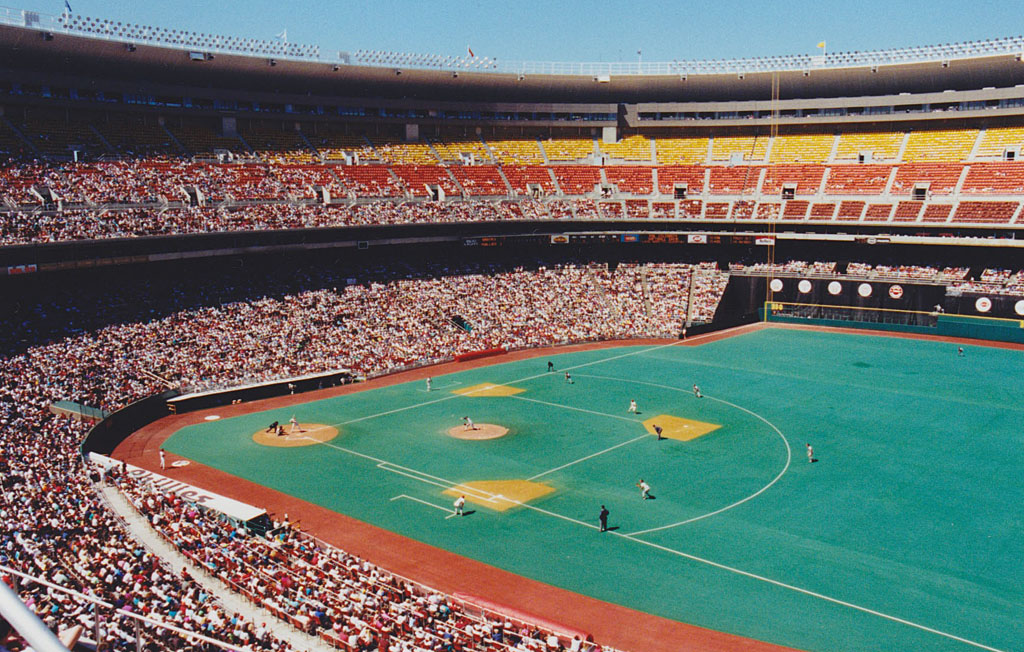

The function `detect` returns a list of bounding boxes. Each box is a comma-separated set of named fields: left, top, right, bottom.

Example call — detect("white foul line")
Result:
left=569, top=372, right=793, bottom=536
left=529, top=434, right=651, bottom=481
left=295, top=336, right=1006, bottom=652
left=390, top=494, right=457, bottom=517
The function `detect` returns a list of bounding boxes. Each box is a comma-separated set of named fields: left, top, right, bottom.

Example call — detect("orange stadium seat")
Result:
left=603, top=167, right=654, bottom=194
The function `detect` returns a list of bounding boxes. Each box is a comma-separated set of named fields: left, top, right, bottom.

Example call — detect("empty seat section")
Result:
left=604, top=167, right=653, bottom=194
left=864, top=204, right=893, bottom=221
left=901, top=129, right=978, bottom=162
left=769, top=133, right=833, bottom=163
left=432, top=139, right=491, bottom=163
left=961, top=162, right=1024, bottom=193
left=837, top=201, right=866, bottom=220
left=487, top=139, right=545, bottom=165
left=974, top=126, right=1024, bottom=158
left=655, top=137, right=709, bottom=164
left=170, top=124, right=248, bottom=157
left=781, top=200, right=809, bottom=219
left=551, top=166, right=602, bottom=194
left=891, top=163, right=963, bottom=194
left=921, top=204, right=953, bottom=222
left=599, top=135, right=651, bottom=161
left=710, top=135, right=767, bottom=162
left=951, top=201, right=1018, bottom=224
left=893, top=201, right=923, bottom=221
left=657, top=166, right=705, bottom=194
left=704, top=202, right=730, bottom=219
left=825, top=165, right=891, bottom=193
left=449, top=166, right=507, bottom=195
left=543, top=138, right=594, bottom=162
left=708, top=166, right=761, bottom=193
left=808, top=203, right=837, bottom=220
left=761, top=165, right=825, bottom=195
left=372, top=140, right=437, bottom=165
left=833, top=131, right=903, bottom=162
left=502, top=166, right=556, bottom=194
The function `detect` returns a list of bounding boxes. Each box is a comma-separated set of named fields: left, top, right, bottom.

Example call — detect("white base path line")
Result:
left=377, top=463, right=500, bottom=503
left=317, top=337, right=697, bottom=432
left=610, top=531, right=1006, bottom=652
left=309, top=438, right=999, bottom=651
left=529, top=434, right=650, bottom=481
left=570, top=372, right=793, bottom=536
left=511, top=395, right=644, bottom=424
left=390, top=494, right=457, bottom=518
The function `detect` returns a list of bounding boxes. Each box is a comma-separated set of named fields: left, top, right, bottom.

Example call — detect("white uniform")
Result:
left=806, top=444, right=814, bottom=463
left=638, top=480, right=651, bottom=499
left=159, top=450, right=166, bottom=470
left=426, top=377, right=432, bottom=391
left=628, top=400, right=638, bottom=413
left=454, top=496, right=466, bottom=516
left=289, top=416, right=299, bottom=432
left=464, top=416, right=476, bottom=430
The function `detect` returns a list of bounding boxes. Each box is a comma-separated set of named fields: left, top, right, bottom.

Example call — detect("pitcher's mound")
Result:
left=253, top=424, right=338, bottom=447
left=447, top=424, right=509, bottom=440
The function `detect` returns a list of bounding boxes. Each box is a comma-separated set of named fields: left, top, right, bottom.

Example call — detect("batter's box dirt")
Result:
left=443, top=479, right=554, bottom=511
left=252, top=424, right=339, bottom=447
left=643, top=415, right=721, bottom=441
left=451, top=383, right=526, bottom=397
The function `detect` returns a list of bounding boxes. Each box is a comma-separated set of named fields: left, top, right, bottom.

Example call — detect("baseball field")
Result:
left=157, top=326, right=1024, bottom=652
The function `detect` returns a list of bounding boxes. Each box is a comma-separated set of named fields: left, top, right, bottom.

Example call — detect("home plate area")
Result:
left=442, top=480, right=554, bottom=511
left=642, top=415, right=721, bottom=441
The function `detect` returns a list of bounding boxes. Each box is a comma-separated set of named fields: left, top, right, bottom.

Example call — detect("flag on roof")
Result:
left=817, top=40, right=826, bottom=49
left=63, top=0, right=72, bottom=13
left=468, top=46, right=475, bottom=58
left=276, top=29, right=287, bottom=42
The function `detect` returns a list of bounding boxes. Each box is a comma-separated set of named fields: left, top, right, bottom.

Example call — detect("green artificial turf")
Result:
left=164, top=328, right=1024, bottom=652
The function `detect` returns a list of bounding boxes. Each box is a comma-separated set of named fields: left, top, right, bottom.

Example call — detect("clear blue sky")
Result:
left=26, top=0, right=1023, bottom=62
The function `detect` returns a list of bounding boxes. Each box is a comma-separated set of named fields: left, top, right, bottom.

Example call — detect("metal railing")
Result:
left=3, top=5, right=1024, bottom=76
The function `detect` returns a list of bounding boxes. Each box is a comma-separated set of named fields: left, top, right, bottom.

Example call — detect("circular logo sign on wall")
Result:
left=1015, top=299, right=1024, bottom=317
left=975, top=297, right=992, bottom=313
left=770, top=278, right=784, bottom=292
left=827, top=281, right=842, bottom=296
left=798, top=280, right=812, bottom=294
left=889, top=285, right=904, bottom=300
left=858, top=283, right=873, bottom=298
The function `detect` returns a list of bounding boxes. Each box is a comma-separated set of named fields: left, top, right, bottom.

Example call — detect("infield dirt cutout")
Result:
left=252, top=423, right=339, bottom=447
left=643, top=415, right=721, bottom=441
left=447, top=423, right=509, bottom=440
left=451, top=382, right=525, bottom=397
left=443, top=479, right=554, bottom=511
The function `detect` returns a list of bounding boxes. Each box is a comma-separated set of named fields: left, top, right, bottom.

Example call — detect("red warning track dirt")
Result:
left=115, top=325, right=800, bottom=652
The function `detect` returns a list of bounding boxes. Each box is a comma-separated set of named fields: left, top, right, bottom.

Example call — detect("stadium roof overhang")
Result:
left=4, top=23, right=1024, bottom=105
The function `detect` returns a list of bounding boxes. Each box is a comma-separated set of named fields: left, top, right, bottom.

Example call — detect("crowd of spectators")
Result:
left=0, top=259, right=727, bottom=650
left=116, top=473, right=594, bottom=652
left=950, top=268, right=1024, bottom=296
left=0, top=200, right=578, bottom=245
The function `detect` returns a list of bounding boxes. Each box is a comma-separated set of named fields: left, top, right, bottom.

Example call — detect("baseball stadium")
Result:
left=0, top=4, right=1023, bottom=652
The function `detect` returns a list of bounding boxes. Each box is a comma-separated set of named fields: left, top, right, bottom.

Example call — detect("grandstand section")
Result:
left=5, top=8, right=1024, bottom=652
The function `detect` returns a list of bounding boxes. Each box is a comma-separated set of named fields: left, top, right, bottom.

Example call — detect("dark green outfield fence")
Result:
left=764, top=306, right=1024, bottom=343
